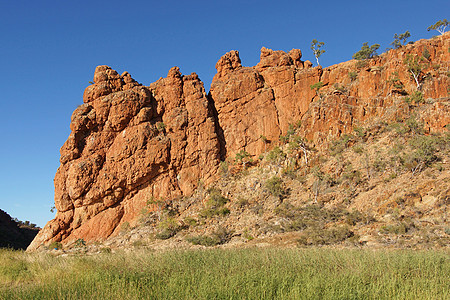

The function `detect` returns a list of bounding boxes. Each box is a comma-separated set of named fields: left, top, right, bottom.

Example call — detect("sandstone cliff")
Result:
left=28, top=33, right=449, bottom=250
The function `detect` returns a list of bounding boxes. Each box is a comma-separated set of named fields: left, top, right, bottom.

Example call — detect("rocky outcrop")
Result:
left=28, top=33, right=449, bottom=250
left=28, top=66, right=221, bottom=250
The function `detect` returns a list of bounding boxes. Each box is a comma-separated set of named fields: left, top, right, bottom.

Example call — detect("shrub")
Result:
left=352, top=145, right=364, bottom=154
left=155, top=228, right=177, bottom=240
left=207, top=188, right=229, bottom=207
left=300, top=225, right=354, bottom=246
left=356, top=60, right=368, bottom=69
left=310, top=81, right=324, bottom=97
left=156, top=217, right=182, bottom=240
left=329, top=134, right=353, bottom=156
left=388, top=72, right=405, bottom=93
left=156, top=122, right=166, bottom=132
left=186, top=235, right=220, bottom=247
left=404, top=91, right=424, bottom=104
left=74, top=239, right=86, bottom=248
left=379, top=222, right=409, bottom=235
left=48, top=241, right=63, bottom=250
left=342, top=168, right=361, bottom=184
left=390, top=31, right=411, bottom=49
left=353, top=42, right=380, bottom=60
left=237, top=198, right=249, bottom=208
left=183, top=217, right=198, bottom=227
left=422, top=48, right=431, bottom=60
left=403, top=135, right=441, bottom=174
left=353, top=126, right=366, bottom=139
left=186, top=227, right=231, bottom=246
left=265, top=176, right=285, bottom=198
left=349, top=71, right=358, bottom=81
left=99, top=247, right=111, bottom=253
left=345, top=210, right=363, bottom=226
left=219, top=161, right=229, bottom=176
left=235, top=150, right=252, bottom=167
left=266, top=146, right=286, bottom=163
left=200, top=188, right=230, bottom=218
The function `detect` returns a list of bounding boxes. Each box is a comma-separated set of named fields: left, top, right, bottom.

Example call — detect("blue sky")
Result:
left=0, top=0, right=448, bottom=227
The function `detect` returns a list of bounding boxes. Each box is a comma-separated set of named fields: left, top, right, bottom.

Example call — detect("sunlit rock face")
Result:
left=28, top=33, right=449, bottom=250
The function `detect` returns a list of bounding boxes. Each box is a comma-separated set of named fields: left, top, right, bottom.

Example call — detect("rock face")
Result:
left=28, top=33, right=449, bottom=250
left=29, top=66, right=222, bottom=249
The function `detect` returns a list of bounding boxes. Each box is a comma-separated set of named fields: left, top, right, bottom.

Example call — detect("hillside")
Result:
left=28, top=33, right=449, bottom=251
left=0, top=209, right=39, bottom=249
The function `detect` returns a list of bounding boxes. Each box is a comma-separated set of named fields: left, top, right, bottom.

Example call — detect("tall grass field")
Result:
left=0, top=248, right=448, bottom=299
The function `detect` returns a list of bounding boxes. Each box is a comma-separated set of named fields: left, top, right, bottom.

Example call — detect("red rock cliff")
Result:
left=28, top=33, right=449, bottom=250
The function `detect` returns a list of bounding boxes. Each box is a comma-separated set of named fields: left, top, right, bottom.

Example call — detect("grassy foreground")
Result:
left=0, top=247, right=448, bottom=299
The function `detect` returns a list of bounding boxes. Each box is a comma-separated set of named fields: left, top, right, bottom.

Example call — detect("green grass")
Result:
left=0, top=248, right=448, bottom=299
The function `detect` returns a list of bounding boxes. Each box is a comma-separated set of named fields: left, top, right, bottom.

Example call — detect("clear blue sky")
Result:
left=0, top=0, right=448, bottom=227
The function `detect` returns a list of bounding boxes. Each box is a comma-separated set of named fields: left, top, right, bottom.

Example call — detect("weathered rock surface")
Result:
left=29, top=66, right=221, bottom=250
left=28, top=33, right=449, bottom=250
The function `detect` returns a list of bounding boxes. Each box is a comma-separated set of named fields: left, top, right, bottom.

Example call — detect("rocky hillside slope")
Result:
left=0, top=209, right=39, bottom=249
left=28, top=33, right=449, bottom=251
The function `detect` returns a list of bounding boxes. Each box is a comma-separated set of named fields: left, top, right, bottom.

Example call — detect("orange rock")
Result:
left=27, top=33, right=449, bottom=250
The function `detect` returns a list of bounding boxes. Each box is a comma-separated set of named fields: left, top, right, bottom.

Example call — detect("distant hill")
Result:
left=0, top=209, right=39, bottom=249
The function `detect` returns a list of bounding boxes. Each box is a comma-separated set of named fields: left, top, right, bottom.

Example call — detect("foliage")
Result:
left=390, top=31, right=411, bottom=49
left=275, top=203, right=368, bottom=241
left=156, top=217, right=181, bottom=240
left=427, top=19, right=448, bottom=35
left=387, top=72, right=405, bottom=93
left=280, top=123, right=301, bottom=143
left=311, top=39, right=325, bottom=66
left=404, top=54, right=426, bottom=90
left=74, top=239, right=86, bottom=248
left=219, top=161, right=229, bottom=176
left=329, top=134, right=353, bottom=156
left=155, top=228, right=177, bottom=240
left=379, top=222, right=409, bottom=235
left=352, top=42, right=380, bottom=60
left=388, top=116, right=423, bottom=135
left=422, top=48, right=431, bottom=60
left=310, top=81, right=324, bottom=97
left=265, top=176, right=285, bottom=198
left=186, top=235, right=221, bottom=246
left=333, top=83, right=347, bottom=94
left=186, top=227, right=231, bottom=246
left=403, top=135, right=441, bottom=174
left=156, top=122, right=166, bottom=132
left=348, top=71, right=357, bottom=81
left=355, top=60, right=368, bottom=69
left=404, top=91, right=424, bottom=104
left=298, top=225, right=354, bottom=246
left=48, top=241, right=63, bottom=250
left=235, top=150, right=251, bottom=167
left=200, top=188, right=230, bottom=218
left=342, top=166, right=361, bottom=184
left=12, top=218, right=37, bottom=229
left=266, top=146, right=286, bottom=163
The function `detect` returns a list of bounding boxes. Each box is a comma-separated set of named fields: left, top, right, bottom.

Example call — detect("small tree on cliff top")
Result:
left=427, top=19, right=448, bottom=35
left=391, top=31, right=411, bottom=49
left=311, top=39, right=325, bottom=66
left=352, top=42, right=380, bottom=60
